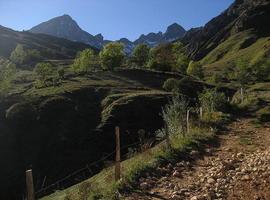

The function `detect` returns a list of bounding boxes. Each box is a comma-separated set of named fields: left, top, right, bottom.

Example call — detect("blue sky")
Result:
left=0, top=0, right=234, bottom=41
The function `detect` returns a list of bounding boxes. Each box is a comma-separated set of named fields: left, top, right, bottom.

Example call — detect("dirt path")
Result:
left=125, top=118, right=270, bottom=200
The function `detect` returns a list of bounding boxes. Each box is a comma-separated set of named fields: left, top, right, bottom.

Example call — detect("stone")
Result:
left=140, top=182, right=149, bottom=190
left=241, top=175, right=251, bottom=181
left=207, top=178, right=215, bottom=184
left=173, top=171, right=181, bottom=177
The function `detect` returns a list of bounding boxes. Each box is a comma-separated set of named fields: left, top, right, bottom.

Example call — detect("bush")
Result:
left=34, top=62, right=54, bottom=83
left=162, top=78, right=181, bottom=92
left=161, top=95, right=189, bottom=137
left=99, top=42, right=125, bottom=70
left=199, top=88, right=227, bottom=113
left=234, top=58, right=252, bottom=85
left=187, top=61, right=204, bottom=79
left=257, top=106, right=270, bottom=122
left=72, top=49, right=99, bottom=73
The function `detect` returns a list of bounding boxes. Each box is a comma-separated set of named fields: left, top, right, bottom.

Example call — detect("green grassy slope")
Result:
left=200, top=30, right=270, bottom=77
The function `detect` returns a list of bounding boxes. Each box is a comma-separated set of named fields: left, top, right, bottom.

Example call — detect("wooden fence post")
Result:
left=164, top=124, right=171, bottom=149
left=115, top=126, right=121, bottom=181
left=199, top=107, right=203, bottom=120
left=187, top=109, right=190, bottom=134
left=26, top=169, right=35, bottom=200
left=240, top=87, right=244, bottom=104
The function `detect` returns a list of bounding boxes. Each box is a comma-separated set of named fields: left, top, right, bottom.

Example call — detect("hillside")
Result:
left=182, top=0, right=270, bottom=60
left=0, top=68, right=211, bottom=199
left=0, top=25, right=94, bottom=61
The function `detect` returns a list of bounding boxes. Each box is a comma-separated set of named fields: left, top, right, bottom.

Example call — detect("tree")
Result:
left=148, top=42, right=189, bottom=72
left=132, top=44, right=150, bottom=67
left=99, top=42, right=125, bottom=70
left=172, top=42, right=190, bottom=73
left=72, top=49, right=99, bottom=73
left=175, top=54, right=190, bottom=74
left=10, top=44, right=27, bottom=64
left=34, top=62, right=54, bottom=82
left=0, top=61, right=17, bottom=92
left=187, top=61, right=204, bottom=79
left=147, top=44, right=174, bottom=71
left=10, top=44, right=41, bottom=65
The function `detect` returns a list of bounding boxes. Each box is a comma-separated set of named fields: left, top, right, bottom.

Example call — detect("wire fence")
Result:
left=34, top=140, right=144, bottom=198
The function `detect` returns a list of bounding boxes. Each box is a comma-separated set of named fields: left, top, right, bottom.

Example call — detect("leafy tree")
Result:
left=72, top=49, right=99, bottom=73
left=10, top=44, right=26, bottom=64
left=0, top=62, right=17, bottom=92
left=172, top=42, right=190, bottom=73
left=148, top=42, right=189, bottom=72
left=10, top=44, right=41, bottom=65
left=132, top=44, right=150, bottom=67
left=34, top=62, right=54, bottom=82
left=187, top=61, right=204, bottom=79
left=99, top=42, right=125, bottom=70
left=147, top=44, right=174, bottom=71
left=175, top=54, right=190, bottom=73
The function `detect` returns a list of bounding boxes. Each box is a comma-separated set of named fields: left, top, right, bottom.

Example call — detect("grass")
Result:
left=200, top=30, right=270, bottom=78
left=41, top=126, right=214, bottom=200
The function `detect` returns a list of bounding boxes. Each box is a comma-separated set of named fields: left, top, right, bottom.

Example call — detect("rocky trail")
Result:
left=125, top=118, right=270, bottom=200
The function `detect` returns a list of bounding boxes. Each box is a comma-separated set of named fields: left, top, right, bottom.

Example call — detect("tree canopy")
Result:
left=132, top=44, right=150, bottom=67
left=72, top=49, right=99, bottom=73
left=99, top=42, right=125, bottom=70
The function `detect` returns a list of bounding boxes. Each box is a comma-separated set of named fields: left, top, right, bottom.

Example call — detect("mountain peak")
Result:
left=164, top=23, right=186, bottom=41
left=29, top=14, right=106, bottom=48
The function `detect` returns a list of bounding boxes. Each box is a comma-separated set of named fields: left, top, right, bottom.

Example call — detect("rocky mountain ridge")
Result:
left=29, top=15, right=186, bottom=53
left=181, top=0, right=270, bottom=60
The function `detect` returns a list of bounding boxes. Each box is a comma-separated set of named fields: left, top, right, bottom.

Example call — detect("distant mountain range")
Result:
left=29, top=15, right=186, bottom=53
left=0, top=25, right=93, bottom=61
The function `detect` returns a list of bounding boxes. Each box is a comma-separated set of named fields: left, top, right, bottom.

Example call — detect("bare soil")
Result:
left=124, top=118, right=270, bottom=200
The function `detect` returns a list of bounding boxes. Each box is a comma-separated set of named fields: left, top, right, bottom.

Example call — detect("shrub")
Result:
left=187, top=61, right=204, bottom=79
left=257, top=106, right=270, bottom=122
left=162, top=78, right=180, bottom=92
left=72, top=49, right=99, bottom=73
left=161, top=95, right=189, bottom=137
left=34, top=62, right=54, bottom=84
left=199, top=88, right=227, bottom=113
left=99, top=42, right=125, bottom=70
left=234, top=58, right=252, bottom=85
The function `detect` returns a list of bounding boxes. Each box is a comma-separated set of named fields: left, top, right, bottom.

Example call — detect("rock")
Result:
left=170, top=194, right=181, bottom=200
left=190, top=196, right=198, bottom=200
left=241, top=175, right=251, bottom=181
left=172, top=171, right=181, bottom=177
left=140, top=182, right=149, bottom=190
left=207, top=178, right=215, bottom=184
